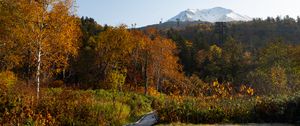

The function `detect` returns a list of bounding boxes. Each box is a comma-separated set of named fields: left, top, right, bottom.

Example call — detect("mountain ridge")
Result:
left=167, top=7, right=252, bottom=23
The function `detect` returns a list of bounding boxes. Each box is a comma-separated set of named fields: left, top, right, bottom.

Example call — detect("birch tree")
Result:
left=0, top=0, right=81, bottom=99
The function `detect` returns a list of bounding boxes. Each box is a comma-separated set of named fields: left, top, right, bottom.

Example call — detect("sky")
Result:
left=77, top=0, right=300, bottom=27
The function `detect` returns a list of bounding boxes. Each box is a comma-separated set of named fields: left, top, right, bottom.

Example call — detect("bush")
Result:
left=254, top=96, right=287, bottom=122
left=253, top=94, right=300, bottom=123
left=157, top=94, right=300, bottom=124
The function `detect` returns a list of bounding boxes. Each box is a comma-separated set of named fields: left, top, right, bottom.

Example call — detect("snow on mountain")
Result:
left=168, top=7, right=252, bottom=23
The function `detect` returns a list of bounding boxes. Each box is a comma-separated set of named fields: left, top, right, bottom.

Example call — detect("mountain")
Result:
left=167, top=7, right=252, bottom=23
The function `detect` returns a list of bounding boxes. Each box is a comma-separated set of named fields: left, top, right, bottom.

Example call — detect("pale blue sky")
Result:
left=77, top=0, right=300, bottom=27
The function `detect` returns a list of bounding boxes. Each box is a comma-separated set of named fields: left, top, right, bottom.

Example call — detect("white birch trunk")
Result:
left=36, top=45, right=41, bottom=99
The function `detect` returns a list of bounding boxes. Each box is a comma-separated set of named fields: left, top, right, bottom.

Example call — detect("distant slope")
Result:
left=140, top=21, right=212, bottom=30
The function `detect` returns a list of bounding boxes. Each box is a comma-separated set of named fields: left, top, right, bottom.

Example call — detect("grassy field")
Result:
left=1, top=85, right=300, bottom=125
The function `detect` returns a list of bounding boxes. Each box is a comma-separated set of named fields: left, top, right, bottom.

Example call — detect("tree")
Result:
left=248, top=41, right=294, bottom=94
left=126, top=30, right=148, bottom=91
left=0, top=0, right=81, bottom=99
left=95, top=26, right=135, bottom=88
left=66, top=17, right=104, bottom=87
left=195, top=45, right=223, bottom=82
left=144, top=29, right=186, bottom=95
left=221, top=37, right=246, bottom=84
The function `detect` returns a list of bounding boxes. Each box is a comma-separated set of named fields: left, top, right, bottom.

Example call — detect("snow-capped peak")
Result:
left=168, top=7, right=252, bottom=23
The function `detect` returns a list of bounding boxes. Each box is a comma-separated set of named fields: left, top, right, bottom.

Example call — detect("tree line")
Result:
left=1, top=0, right=300, bottom=97
left=162, top=17, right=300, bottom=95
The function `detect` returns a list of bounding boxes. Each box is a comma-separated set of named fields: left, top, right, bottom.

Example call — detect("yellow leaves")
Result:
left=96, top=26, right=134, bottom=67
left=213, top=81, right=219, bottom=87
left=210, top=81, right=232, bottom=98
left=169, top=93, right=185, bottom=103
left=8, top=0, right=80, bottom=73
left=255, top=96, right=262, bottom=104
left=209, top=44, right=222, bottom=59
left=247, top=88, right=254, bottom=96
left=239, top=84, right=255, bottom=96
left=105, top=69, right=127, bottom=91
left=148, top=87, right=161, bottom=97
left=240, top=85, right=247, bottom=92
left=212, top=45, right=222, bottom=54
left=185, top=40, right=193, bottom=48
left=204, top=81, right=255, bottom=99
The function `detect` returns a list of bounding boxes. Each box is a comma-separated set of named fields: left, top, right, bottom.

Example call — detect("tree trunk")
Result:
left=36, top=45, right=41, bottom=100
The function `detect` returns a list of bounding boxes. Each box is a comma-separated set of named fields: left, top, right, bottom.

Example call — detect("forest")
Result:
left=1, top=0, right=300, bottom=125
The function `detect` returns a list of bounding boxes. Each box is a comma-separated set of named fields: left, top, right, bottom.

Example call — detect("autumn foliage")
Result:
left=2, top=0, right=300, bottom=125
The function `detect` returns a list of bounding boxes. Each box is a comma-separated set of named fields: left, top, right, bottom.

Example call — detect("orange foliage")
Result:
left=0, top=0, right=81, bottom=98
left=144, top=28, right=186, bottom=94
